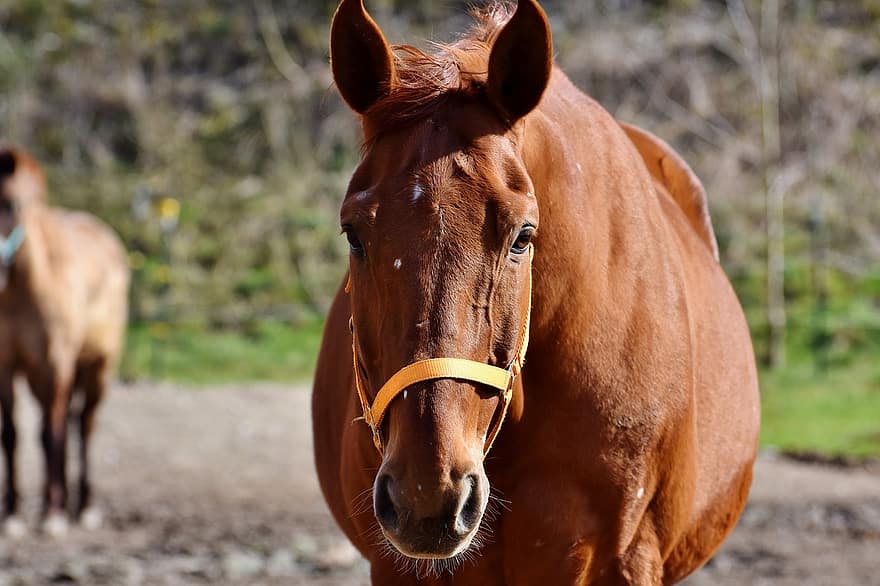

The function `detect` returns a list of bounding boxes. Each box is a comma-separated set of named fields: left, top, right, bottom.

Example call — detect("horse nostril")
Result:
left=454, top=473, right=483, bottom=536
left=374, top=474, right=399, bottom=532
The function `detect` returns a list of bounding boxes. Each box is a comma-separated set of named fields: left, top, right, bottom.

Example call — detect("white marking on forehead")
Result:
left=411, top=181, right=423, bottom=202
left=354, top=189, right=371, bottom=201
left=636, top=486, right=645, bottom=499
left=393, top=258, right=402, bottom=270
left=403, top=389, right=408, bottom=400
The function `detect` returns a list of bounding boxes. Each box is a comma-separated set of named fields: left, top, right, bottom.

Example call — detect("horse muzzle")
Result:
left=373, top=466, right=489, bottom=559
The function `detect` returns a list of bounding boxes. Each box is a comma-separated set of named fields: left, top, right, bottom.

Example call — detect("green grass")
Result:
left=119, top=319, right=325, bottom=385
left=759, top=347, right=880, bottom=458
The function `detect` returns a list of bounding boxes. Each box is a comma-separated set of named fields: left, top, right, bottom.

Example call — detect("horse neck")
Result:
left=522, top=71, right=677, bottom=361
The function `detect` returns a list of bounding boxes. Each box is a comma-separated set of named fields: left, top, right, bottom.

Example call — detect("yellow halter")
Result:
left=347, top=245, right=533, bottom=457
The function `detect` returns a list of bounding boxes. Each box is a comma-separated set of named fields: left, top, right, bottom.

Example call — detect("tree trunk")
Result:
left=762, top=0, right=785, bottom=369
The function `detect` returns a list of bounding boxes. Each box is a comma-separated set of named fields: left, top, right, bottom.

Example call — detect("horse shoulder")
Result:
left=619, top=122, right=719, bottom=261
left=44, top=208, right=126, bottom=281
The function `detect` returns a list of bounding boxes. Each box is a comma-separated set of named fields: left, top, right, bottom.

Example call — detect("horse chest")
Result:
left=0, top=299, right=66, bottom=367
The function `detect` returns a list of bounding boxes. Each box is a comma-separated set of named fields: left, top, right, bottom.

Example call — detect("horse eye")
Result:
left=342, top=226, right=364, bottom=256
left=511, top=227, right=534, bottom=255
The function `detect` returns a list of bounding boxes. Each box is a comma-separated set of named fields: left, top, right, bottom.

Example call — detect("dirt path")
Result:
left=0, top=383, right=877, bottom=585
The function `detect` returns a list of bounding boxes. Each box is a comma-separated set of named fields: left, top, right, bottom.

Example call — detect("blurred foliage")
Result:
left=1, top=0, right=358, bottom=329
left=760, top=338, right=880, bottom=457
left=119, top=318, right=325, bottom=384
left=0, top=0, right=878, bottom=403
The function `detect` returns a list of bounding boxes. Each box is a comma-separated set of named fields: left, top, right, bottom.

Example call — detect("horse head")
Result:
left=331, top=0, right=552, bottom=560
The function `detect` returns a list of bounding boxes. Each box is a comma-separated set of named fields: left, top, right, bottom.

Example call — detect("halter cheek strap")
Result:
left=348, top=244, right=532, bottom=457
left=0, top=225, right=25, bottom=267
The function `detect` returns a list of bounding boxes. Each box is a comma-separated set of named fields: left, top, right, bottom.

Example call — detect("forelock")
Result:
left=360, top=2, right=515, bottom=150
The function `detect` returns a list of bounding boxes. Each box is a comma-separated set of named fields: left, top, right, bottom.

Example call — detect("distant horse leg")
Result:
left=76, top=359, right=107, bottom=527
left=30, top=366, right=74, bottom=536
left=0, top=372, right=19, bottom=519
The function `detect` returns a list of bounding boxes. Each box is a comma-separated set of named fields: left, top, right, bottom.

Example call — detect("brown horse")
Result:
left=0, top=146, right=129, bottom=537
left=313, top=1, right=760, bottom=583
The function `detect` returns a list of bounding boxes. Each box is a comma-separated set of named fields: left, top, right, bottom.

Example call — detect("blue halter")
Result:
left=0, top=225, right=25, bottom=266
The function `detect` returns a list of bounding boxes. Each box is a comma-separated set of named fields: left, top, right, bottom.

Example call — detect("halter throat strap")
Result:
left=0, top=225, right=25, bottom=267
left=348, top=245, right=532, bottom=457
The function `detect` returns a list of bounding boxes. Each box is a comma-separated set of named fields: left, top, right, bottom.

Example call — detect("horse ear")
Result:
left=0, top=149, right=16, bottom=177
left=487, top=0, right=553, bottom=123
left=330, top=0, right=396, bottom=114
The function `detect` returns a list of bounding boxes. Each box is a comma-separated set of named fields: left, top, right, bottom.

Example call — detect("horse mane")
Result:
left=361, top=2, right=515, bottom=147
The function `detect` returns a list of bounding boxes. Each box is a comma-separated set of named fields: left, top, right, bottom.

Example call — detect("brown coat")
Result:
left=314, top=1, right=759, bottom=584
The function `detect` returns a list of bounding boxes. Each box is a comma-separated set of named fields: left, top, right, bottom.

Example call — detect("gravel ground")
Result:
left=0, top=382, right=877, bottom=585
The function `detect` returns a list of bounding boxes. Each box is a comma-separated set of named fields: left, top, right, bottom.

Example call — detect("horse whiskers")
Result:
left=469, top=513, right=495, bottom=552
left=364, top=524, right=391, bottom=558
left=390, top=552, right=461, bottom=580
left=481, top=477, right=511, bottom=524
left=489, top=485, right=512, bottom=511
left=348, top=486, right=375, bottom=519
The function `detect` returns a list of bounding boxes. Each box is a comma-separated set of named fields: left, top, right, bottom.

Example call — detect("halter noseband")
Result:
left=0, top=225, right=25, bottom=267
left=347, top=244, right=533, bottom=457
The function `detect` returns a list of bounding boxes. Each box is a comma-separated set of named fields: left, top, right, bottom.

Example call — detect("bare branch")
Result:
left=726, top=0, right=763, bottom=92
left=253, top=0, right=308, bottom=93
left=638, top=74, right=735, bottom=149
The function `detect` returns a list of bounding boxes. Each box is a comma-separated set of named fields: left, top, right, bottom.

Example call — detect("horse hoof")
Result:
left=43, top=513, right=70, bottom=538
left=3, top=516, right=28, bottom=539
left=79, top=507, right=103, bottom=531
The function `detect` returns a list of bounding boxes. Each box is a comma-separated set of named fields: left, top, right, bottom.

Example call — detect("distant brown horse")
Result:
left=313, top=1, right=760, bottom=584
left=0, top=146, right=129, bottom=537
